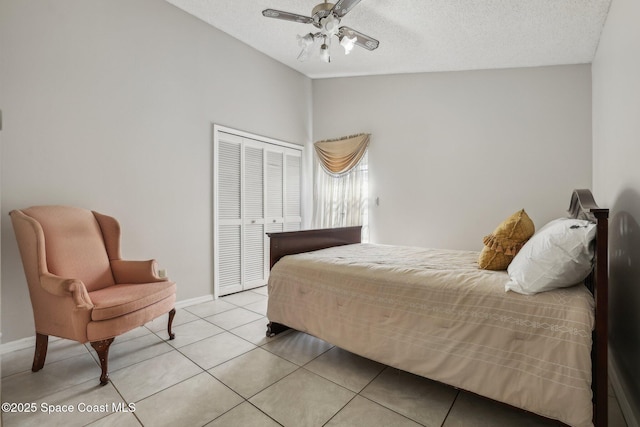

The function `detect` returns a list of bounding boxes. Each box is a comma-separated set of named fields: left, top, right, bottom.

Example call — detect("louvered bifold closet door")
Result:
left=217, top=133, right=243, bottom=295
left=284, top=150, right=302, bottom=232
left=243, top=140, right=266, bottom=290
left=214, top=126, right=303, bottom=297
left=265, top=149, right=284, bottom=235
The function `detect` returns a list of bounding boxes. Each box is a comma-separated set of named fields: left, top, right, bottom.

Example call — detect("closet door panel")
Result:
left=244, top=223, right=265, bottom=287
left=244, top=144, right=264, bottom=221
left=266, top=150, right=284, bottom=222
left=217, top=135, right=242, bottom=295
left=214, top=127, right=302, bottom=297
left=244, top=142, right=265, bottom=288
left=283, top=222, right=301, bottom=232
left=218, top=138, right=242, bottom=221
left=284, top=151, right=302, bottom=230
left=218, top=224, right=242, bottom=295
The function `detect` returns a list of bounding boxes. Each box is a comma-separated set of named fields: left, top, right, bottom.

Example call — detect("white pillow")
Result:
left=505, top=218, right=596, bottom=295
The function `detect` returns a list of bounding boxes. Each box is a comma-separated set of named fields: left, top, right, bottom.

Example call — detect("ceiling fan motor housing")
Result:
left=312, top=2, right=335, bottom=27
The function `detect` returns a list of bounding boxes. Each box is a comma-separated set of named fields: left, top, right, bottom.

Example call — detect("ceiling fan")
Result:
left=262, top=0, right=379, bottom=63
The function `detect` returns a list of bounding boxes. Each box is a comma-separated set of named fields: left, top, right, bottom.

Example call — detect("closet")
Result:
left=213, top=125, right=302, bottom=297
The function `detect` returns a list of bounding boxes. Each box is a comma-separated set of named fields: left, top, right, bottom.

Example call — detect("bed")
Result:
left=265, top=189, right=608, bottom=427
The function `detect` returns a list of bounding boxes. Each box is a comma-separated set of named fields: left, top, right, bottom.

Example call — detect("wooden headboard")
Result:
left=569, top=189, right=609, bottom=427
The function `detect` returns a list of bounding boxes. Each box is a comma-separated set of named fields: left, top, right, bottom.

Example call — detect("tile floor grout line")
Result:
left=321, top=392, right=360, bottom=427
left=1, top=352, right=104, bottom=403
left=1, top=339, right=99, bottom=381
left=201, top=357, right=308, bottom=426
left=244, top=400, right=286, bottom=427
left=354, top=394, right=430, bottom=427
left=104, top=372, right=147, bottom=427
left=242, top=361, right=305, bottom=400
left=439, top=388, right=460, bottom=427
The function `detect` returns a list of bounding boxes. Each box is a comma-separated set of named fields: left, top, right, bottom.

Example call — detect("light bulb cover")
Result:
left=296, top=33, right=315, bottom=61
left=320, top=43, right=331, bottom=63
left=340, top=34, right=357, bottom=55
left=297, top=33, right=315, bottom=48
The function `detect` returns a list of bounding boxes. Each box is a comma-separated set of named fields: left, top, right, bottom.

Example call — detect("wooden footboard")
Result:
left=266, top=226, right=362, bottom=337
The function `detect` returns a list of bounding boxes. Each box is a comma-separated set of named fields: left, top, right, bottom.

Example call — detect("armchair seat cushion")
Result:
left=89, top=281, right=177, bottom=321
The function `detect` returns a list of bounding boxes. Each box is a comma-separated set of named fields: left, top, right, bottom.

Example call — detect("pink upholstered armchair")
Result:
left=10, top=206, right=177, bottom=385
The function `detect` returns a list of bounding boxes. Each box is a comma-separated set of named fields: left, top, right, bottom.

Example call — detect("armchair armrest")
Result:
left=40, top=273, right=94, bottom=310
left=111, top=259, right=168, bottom=284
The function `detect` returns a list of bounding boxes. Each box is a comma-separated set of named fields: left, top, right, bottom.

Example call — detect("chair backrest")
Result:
left=19, top=206, right=116, bottom=291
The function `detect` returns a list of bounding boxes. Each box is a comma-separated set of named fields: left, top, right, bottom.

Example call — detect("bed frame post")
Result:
left=570, top=189, right=609, bottom=427
left=592, top=209, right=608, bottom=427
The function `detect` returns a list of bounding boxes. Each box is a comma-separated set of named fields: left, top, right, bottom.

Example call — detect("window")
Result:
left=312, top=149, right=369, bottom=241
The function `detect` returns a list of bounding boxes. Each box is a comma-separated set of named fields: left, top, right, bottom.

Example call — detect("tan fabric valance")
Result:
left=314, top=133, right=370, bottom=175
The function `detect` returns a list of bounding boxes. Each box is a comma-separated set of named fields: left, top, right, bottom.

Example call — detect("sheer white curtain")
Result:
left=312, top=137, right=369, bottom=241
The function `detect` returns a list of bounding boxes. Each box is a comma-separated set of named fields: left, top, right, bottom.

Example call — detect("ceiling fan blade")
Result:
left=262, top=9, right=314, bottom=24
left=331, top=0, right=363, bottom=18
left=339, top=26, right=379, bottom=51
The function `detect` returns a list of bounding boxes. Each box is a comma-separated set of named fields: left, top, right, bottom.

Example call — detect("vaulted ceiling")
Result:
left=165, top=0, right=612, bottom=79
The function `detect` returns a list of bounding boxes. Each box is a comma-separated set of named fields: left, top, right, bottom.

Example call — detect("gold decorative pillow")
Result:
left=478, top=209, right=535, bottom=270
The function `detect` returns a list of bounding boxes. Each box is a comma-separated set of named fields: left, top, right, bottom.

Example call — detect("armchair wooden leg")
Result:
left=90, top=338, right=115, bottom=386
left=168, top=308, right=176, bottom=340
left=32, top=333, right=49, bottom=372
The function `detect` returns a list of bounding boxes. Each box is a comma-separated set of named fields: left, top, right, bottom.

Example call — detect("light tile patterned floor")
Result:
left=1, top=287, right=629, bottom=427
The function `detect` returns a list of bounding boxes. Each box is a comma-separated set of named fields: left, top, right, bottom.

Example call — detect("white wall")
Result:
left=0, top=0, right=312, bottom=343
left=592, top=0, right=640, bottom=423
left=0, top=1, right=595, bottom=348
left=313, top=66, right=592, bottom=250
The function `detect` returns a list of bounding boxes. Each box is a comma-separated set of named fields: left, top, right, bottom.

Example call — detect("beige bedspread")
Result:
left=267, top=243, right=595, bottom=427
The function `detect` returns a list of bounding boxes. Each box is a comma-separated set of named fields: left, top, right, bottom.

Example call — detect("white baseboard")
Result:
left=609, top=348, right=639, bottom=427
left=0, top=294, right=215, bottom=355
left=175, top=294, right=214, bottom=309
left=0, top=335, right=65, bottom=355
left=0, top=335, right=36, bottom=355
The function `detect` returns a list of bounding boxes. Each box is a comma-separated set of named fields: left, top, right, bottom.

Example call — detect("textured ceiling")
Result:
left=164, top=0, right=611, bottom=79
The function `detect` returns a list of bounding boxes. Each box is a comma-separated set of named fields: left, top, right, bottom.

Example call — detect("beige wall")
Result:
left=313, top=66, right=592, bottom=250
left=593, top=0, right=640, bottom=423
left=0, top=0, right=312, bottom=343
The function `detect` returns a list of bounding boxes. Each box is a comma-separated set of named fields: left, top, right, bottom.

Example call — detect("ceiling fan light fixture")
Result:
left=320, top=39, right=331, bottom=63
left=296, top=33, right=315, bottom=62
left=262, top=0, right=380, bottom=63
left=340, top=33, right=357, bottom=54
left=297, top=33, right=315, bottom=48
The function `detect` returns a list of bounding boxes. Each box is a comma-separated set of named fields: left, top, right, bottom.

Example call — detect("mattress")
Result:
left=267, top=243, right=595, bottom=427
